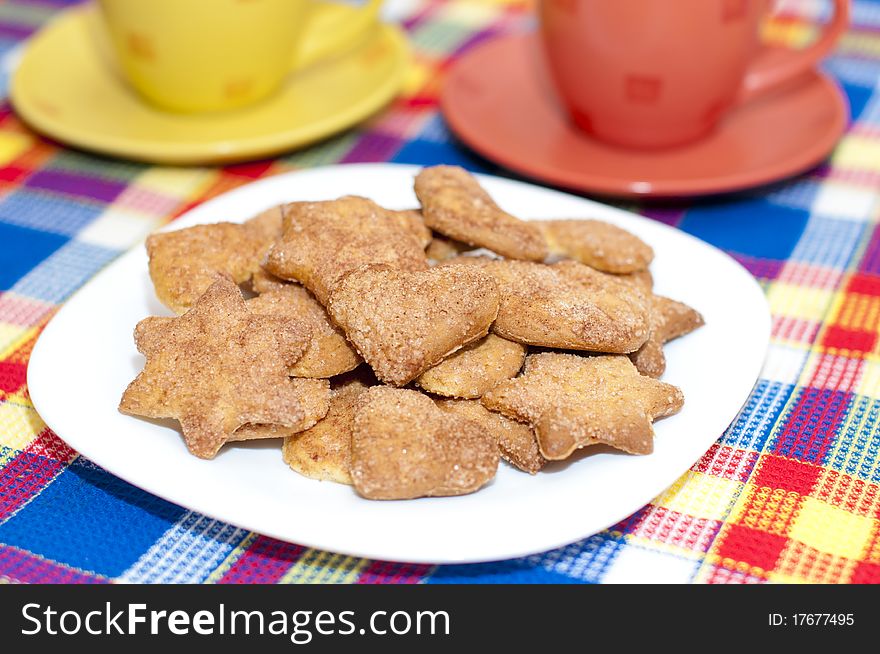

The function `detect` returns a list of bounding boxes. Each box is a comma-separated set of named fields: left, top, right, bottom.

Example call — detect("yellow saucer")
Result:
left=10, top=4, right=409, bottom=164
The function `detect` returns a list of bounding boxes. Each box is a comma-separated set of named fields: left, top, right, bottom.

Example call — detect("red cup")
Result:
left=539, top=0, right=850, bottom=149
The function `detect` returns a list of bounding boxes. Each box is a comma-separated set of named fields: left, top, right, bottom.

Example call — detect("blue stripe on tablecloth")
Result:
left=0, top=457, right=185, bottom=578
left=9, top=239, right=119, bottom=303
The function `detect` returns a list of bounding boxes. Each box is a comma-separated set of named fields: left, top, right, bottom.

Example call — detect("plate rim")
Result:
left=27, top=163, right=772, bottom=563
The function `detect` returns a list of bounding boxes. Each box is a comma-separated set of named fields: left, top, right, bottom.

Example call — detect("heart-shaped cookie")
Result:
left=265, top=196, right=429, bottom=305
left=327, top=264, right=500, bottom=386
left=351, top=386, right=499, bottom=499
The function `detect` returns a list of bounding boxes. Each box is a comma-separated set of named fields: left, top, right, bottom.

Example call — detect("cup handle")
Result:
left=294, top=0, right=383, bottom=71
left=737, top=0, right=850, bottom=104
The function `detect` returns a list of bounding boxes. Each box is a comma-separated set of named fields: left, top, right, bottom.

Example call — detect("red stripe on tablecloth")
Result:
left=0, top=361, right=26, bottom=394
left=692, top=444, right=760, bottom=483
left=223, top=160, right=275, bottom=179
left=771, top=316, right=821, bottom=344
left=357, top=560, right=432, bottom=584
left=0, top=544, right=108, bottom=583
left=27, top=428, right=77, bottom=462
left=777, top=261, right=844, bottom=290
left=822, top=326, right=878, bottom=353
left=0, top=430, right=76, bottom=520
left=847, top=272, right=880, bottom=296
left=703, top=564, right=765, bottom=584
left=753, top=455, right=822, bottom=495
left=813, top=470, right=880, bottom=518
left=774, top=540, right=859, bottom=583
left=628, top=506, right=723, bottom=553
left=716, top=524, right=789, bottom=574
left=851, top=561, right=880, bottom=583
left=217, top=535, right=305, bottom=584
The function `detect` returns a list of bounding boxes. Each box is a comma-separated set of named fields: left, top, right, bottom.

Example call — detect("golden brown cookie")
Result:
left=119, top=276, right=330, bottom=459
left=617, top=269, right=654, bottom=294
left=443, top=257, right=650, bottom=353
left=392, top=209, right=432, bottom=248
left=351, top=386, right=498, bottom=499
left=146, top=206, right=282, bottom=314
left=248, top=271, right=361, bottom=378
left=281, top=374, right=372, bottom=484
left=414, top=165, right=547, bottom=261
left=146, top=212, right=279, bottom=314
left=244, top=205, right=284, bottom=243
left=437, top=399, right=545, bottom=474
left=230, top=380, right=335, bottom=442
left=540, top=219, right=653, bottom=273
left=425, top=234, right=476, bottom=262
left=328, top=264, right=499, bottom=386
left=250, top=268, right=291, bottom=294
left=265, top=196, right=428, bottom=305
left=630, top=295, right=704, bottom=378
left=483, top=352, right=683, bottom=459
left=416, top=334, right=525, bottom=398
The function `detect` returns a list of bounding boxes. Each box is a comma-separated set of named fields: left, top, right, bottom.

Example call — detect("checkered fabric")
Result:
left=1, top=0, right=879, bottom=584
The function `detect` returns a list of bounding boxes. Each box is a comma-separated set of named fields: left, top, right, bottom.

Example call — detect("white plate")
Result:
left=28, top=163, right=770, bottom=564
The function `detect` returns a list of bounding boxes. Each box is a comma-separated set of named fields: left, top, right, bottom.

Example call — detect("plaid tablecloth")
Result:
left=1, top=0, right=879, bottom=584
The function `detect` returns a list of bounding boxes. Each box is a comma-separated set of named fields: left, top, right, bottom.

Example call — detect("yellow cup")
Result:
left=97, top=0, right=382, bottom=113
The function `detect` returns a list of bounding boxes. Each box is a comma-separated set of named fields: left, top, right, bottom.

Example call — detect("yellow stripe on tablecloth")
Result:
left=402, top=60, right=432, bottom=97
left=765, top=283, right=836, bottom=323
left=0, top=130, right=33, bottom=166
left=832, top=139, right=880, bottom=173
left=766, top=571, right=812, bottom=584
left=833, top=292, right=880, bottom=333
left=0, top=400, right=46, bottom=451
left=729, top=484, right=803, bottom=537
left=789, top=497, right=874, bottom=560
left=863, top=521, right=880, bottom=564
left=133, top=167, right=217, bottom=199
left=654, top=471, right=744, bottom=523
left=0, top=323, right=33, bottom=360
left=279, top=549, right=368, bottom=584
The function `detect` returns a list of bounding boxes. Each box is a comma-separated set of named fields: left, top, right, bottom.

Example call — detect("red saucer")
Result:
left=442, top=34, right=848, bottom=198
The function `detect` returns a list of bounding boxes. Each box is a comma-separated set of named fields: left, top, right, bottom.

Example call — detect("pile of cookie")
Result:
left=120, top=166, right=703, bottom=500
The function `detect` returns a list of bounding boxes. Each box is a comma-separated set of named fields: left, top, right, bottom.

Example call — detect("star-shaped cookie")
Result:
left=630, top=295, right=704, bottom=378
left=482, top=352, right=683, bottom=459
left=119, top=275, right=330, bottom=459
left=437, top=399, right=545, bottom=474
